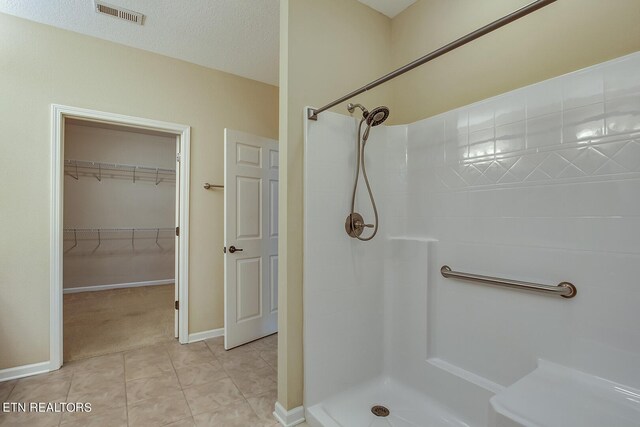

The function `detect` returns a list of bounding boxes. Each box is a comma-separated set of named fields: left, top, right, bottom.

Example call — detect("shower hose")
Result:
left=350, top=118, right=379, bottom=241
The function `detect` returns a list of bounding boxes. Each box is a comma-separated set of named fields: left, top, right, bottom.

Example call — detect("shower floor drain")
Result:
left=371, top=405, right=390, bottom=417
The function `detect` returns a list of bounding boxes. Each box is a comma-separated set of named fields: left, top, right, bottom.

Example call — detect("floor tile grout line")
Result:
left=171, top=380, right=195, bottom=425
left=159, top=392, right=193, bottom=427
left=126, top=389, right=192, bottom=425
left=242, top=395, right=266, bottom=424
left=256, top=348, right=278, bottom=371
left=219, top=354, right=248, bottom=400
left=125, top=350, right=182, bottom=392
left=216, top=341, right=276, bottom=415
left=179, top=342, right=259, bottom=420
left=58, top=368, right=74, bottom=427
left=125, top=346, right=176, bottom=384
left=162, top=343, right=195, bottom=426
left=245, top=389, right=280, bottom=424
left=3, top=381, right=17, bottom=404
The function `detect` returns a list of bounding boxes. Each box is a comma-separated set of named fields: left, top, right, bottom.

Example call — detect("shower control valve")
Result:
left=345, top=212, right=372, bottom=238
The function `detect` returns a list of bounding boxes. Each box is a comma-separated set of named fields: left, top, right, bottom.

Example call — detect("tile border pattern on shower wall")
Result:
left=407, top=52, right=640, bottom=191
left=436, top=133, right=640, bottom=189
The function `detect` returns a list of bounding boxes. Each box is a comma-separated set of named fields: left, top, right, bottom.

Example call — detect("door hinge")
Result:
left=175, top=226, right=180, bottom=236
left=175, top=300, right=179, bottom=310
left=176, top=153, right=181, bottom=162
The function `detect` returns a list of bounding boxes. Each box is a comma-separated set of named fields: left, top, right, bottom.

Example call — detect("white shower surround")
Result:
left=303, top=52, right=640, bottom=426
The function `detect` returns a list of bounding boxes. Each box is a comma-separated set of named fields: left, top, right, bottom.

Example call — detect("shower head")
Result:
left=366, top=106, right=389, bottom=127
left=362, top=106, right=390, bottom=141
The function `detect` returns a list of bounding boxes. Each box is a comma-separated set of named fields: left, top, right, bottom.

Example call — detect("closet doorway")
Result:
left=50, top=105, right=191, bottom=369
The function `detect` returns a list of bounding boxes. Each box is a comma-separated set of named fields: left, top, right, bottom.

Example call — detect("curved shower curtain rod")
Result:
left=307, top=0, right=558, bottom=121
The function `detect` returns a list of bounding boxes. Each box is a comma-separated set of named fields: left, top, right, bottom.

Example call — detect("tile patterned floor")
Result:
left=0, top=334, right=282, bottom=427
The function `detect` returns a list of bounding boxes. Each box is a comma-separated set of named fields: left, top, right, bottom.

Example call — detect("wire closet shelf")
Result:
left=65, top=159, right=176, bottom=184
left=63, top=227, right=175, bottom=250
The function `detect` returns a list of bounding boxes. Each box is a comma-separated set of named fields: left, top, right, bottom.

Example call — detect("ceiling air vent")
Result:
left=95, top=1, right=144, bottom=25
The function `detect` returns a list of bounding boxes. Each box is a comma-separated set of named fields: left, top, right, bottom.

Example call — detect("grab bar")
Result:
left=440, top=265, right=576, bottom=298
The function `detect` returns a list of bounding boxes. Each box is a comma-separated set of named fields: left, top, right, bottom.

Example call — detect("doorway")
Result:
left=50, top=105, right=191, bottom=369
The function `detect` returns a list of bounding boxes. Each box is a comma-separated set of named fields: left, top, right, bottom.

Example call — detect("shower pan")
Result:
left=303, top=51, right=640, bottom=427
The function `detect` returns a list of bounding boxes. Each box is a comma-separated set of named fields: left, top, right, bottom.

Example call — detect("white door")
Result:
left=224, top=129, right=278, bottom=349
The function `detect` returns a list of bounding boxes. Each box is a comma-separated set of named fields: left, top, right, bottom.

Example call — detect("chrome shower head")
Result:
left=366, top=106, right=389, bottom=127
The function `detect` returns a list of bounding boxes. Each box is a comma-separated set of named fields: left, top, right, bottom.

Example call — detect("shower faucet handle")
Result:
left=345, top=213, right=375, bottom=238
left=353, top=218, right=373, bottom=228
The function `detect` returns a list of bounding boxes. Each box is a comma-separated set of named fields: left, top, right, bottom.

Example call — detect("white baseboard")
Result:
left=274, top=402, right=305, bottom=427
left=63, top=279, right=174, bottom=294
left=0, top=361, right=52, bottom=382
left=188, top=328, right=224, bottom=343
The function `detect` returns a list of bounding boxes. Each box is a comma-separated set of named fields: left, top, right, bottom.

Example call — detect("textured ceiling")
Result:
left=0, top=0, right=418, bottom=84
left=0, top=0, right=280, bottom=85
left=357, top=0, right=416, bottom=18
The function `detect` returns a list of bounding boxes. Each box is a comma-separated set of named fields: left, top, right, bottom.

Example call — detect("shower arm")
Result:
left=307, top=0, right=557, bottom=121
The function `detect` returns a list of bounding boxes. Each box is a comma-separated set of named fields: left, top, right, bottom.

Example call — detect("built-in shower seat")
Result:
left=490, top=360, right=640, bottom=427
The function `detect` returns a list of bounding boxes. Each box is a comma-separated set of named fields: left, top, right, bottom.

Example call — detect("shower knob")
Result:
left=345, top=213, right=372, bottom=238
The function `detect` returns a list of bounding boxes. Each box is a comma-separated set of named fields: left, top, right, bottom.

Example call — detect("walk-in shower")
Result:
left=345, top=103, right=389, bottom=241
left=302, top=0, right=640, bottom=426
left=304, top=51, right=640, bottom=427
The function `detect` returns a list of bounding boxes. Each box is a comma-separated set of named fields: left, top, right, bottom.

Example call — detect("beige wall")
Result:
left=63, top=122, right=175, bottom=288
left=390, top=0, right=640, bottom=124
left=278, top=0, right=393, bottom=410
left=0, top=13, right=278, bottom=370
left=278, top=0, right=640, bottom=411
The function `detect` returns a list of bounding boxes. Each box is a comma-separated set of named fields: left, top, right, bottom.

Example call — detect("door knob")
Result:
left=228, top=245, right=243, bottom=253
